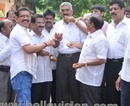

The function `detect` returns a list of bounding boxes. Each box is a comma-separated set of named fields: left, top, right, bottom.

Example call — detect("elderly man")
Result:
left=0, top=19, right=13, bottom=103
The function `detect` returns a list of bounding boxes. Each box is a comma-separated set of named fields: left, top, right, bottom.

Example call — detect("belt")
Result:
left=59, top=52, right=80, bottom=57
left=107, top=58, right=124, bottom=63
left=0, top=65, right=10, bottom=72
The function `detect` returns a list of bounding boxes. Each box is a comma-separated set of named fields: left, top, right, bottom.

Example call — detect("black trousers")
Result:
left=102, top=58, right=123, bottom=106
left=79, top=82, right=101, bottom=106
left=31, top=82, right=52, bottom=104
left=0, top=66, right=15, bottom=103
left=51, top=69, right=56, bottom=103
left=56, top=53, right=80, bottom=104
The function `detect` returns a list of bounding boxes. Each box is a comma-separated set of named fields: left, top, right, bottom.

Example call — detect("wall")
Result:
left=0, top=0, right=14, bottom=19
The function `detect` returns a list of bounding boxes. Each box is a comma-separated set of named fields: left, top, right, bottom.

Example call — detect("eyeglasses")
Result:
left=19, top=15, right=31, bottom=18
left=36, top=22, right=44, bottom=24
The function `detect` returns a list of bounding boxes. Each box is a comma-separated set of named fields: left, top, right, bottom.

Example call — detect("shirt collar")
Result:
left=16, top=23, right=28, bottom=30
left=111, top=16, right=128, bottom=26
left=0, top=33, right=9, bottom=42
left=89, top=29, right=103, bottom=39
left=31, top=30, right=44, bottom=38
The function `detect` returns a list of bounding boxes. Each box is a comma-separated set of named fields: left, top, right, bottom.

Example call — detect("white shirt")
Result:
left=52, top=20, right=87, bottom=54
left=119, top=26, right=130, bottom=82
left=42, top=27, right=58, bottom=70
left=107, top=17, right=130, bottom=59
left=76, top=30, right=109, bottom=86
left=31, top=31, right=52, bottom=83
left=0, top=33, right=10, bottom=66
left=10, top=24, right=37, bottom=79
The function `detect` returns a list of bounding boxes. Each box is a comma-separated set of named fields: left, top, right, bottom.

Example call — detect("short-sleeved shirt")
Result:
left=10, top=24, right=37, bottom=79
left=76, top=29, right=109, bottom=86
left=52, top=20, right=87, bottom=54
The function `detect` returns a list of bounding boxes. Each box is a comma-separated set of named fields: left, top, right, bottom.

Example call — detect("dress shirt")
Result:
left=31, top=31, right=52, bottom=83
left=119, top=26, right=130, bottom=82
left=52, top=20, right=87, bottom=54
left=102, top=21, right=109, bottom=35
left=42, top=27, right=58, bottom=70
left=76, top=29, right=109, bottom=86
left=106, top=17, right=130, bottom=59
left=0, top=33, right=10, bottom=66
left=10, top=24, right=37, bottom=79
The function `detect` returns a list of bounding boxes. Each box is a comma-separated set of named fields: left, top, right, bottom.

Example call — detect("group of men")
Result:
left=0, top=0, right=130, bottom=106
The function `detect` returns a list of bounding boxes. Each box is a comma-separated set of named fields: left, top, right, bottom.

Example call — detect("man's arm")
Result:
left=22, top=39, right=55, bottom=54
left=65, top=16, right=89, bottom=34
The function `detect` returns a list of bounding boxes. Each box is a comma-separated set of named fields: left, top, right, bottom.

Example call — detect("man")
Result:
left=6, top=10, right=17, bottom=27
left=30, top=14, right=52, bottom=104
left=0, top=19, right=14, bottom=103
left=73, top=13, right=109, bottom=106
left=104, top=0, right=130, bottom=105
left=43, top=9, right=57, bottom=103
left=115, top=26, right=130, bottom=106
left=91, top=4, right=109, bottom=35
left=9, top=7, right=56, bottom=106
left=53, top=2, right=86, bottom=104
left=124, top=7, right=130, bottom=18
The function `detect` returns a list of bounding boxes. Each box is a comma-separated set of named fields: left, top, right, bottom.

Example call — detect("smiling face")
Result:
left=17, top=10, right=31, bottom=28
left=60, top=4, right=73, bottom=22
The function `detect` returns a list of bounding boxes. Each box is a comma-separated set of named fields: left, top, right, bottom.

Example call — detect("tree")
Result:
left=20, top=0, right=127, bottom=22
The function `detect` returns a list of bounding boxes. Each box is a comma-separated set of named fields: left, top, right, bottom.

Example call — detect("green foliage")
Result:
left=29, top=0, right=127, bottom=22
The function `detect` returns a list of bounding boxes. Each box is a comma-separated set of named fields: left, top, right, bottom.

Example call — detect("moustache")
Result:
left=46, top=22, right=51, bottom=24
left=22, top=20, right=29, bottom=22
left=111, top=13, right=116, bottom=16
left=38, top=26, right=44, bottom=28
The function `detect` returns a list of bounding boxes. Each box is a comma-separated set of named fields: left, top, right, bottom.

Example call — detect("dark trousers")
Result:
left=121, top=80, right=130, bottom=106
left=51, top=69, right=56, bottom=103
left=0, top=66, right=15, bottom=103
left=56, top=53, right=80, bottom=104
left=31, top=82, right=52, bottom=104
left=79, top=82, right=101, bottom=106
left=102, top=58, right=123, bottom=106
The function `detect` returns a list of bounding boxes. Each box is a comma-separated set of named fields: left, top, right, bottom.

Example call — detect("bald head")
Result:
left=0, top=19, right=13, bottom=37
left=89, top=13, right=104, bottom=30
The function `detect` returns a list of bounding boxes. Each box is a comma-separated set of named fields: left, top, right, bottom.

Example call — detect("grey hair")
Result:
left=59, top=2, right=73, bottom=11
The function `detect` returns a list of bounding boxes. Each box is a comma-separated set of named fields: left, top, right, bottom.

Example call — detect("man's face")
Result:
left=60, top=5, right=73, bottom=20
left=33, top=17, right=44, bottom=33
left=17, top=10, right=31, bottom=28
left=125, top=12, right=130, bottom=18
left=110, top=4, right=125, bottom=21
left=91, top=9, right=104, bottom=17
left=84, top=16, right=92, bottom=31
left=44, top=15, right=54, bottom=28
left=4, top=20, right=13, bottom=37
